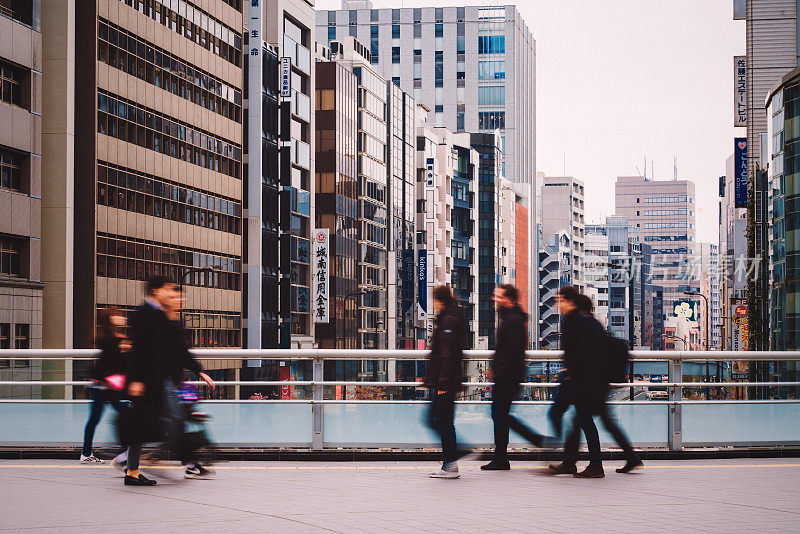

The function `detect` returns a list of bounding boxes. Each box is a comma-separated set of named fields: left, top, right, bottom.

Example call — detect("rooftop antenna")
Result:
left=673, top=156, right=678, bottom=181
left=651, top=160, right=654, bottom=180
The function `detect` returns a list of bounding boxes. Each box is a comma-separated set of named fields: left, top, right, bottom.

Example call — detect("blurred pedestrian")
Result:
left=481, top=284, right=545, bottom=471
left=424, top=285, right=472, bottom=479
left=120, top=276, right=214, bottom=486
left=548, top=288, right=643, bottom=478
left=80, top=307, right=130, bottom=463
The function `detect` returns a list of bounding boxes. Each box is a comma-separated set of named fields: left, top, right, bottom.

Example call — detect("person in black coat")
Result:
left=549, top=289, right=643, bottom=477
left=121, top=276, right=214, bottom=486
left=481, top=284, right=545, bottom=471
left=80, top=307, right=130, bottom=463
left=424, top=285, right=471, bottom=479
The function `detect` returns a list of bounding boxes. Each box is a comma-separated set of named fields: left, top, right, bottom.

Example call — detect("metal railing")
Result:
left=1, top=349, right=799, bottom=450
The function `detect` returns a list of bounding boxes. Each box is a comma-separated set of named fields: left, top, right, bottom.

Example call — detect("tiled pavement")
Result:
left=0, top=458, right=798, bottom=533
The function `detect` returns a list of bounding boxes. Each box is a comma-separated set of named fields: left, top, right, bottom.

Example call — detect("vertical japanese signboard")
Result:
left=734, top=56, right=746, bottom=126
left=417, top=250, right=427, bottom=320
left=280, top=56, right=292, bottom=98
left=734, top=138, right=747, bottom=208
left=313, top=229, right=329, bottom=323
left=731, top=299, right=748, bottom=351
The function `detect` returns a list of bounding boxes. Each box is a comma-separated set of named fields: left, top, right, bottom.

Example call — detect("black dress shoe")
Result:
left=480, top=460, right=511, bottom=471
left=124, top=474, right=157, bottom=486
left=616, top=458, right=643, bottom=473
left=573, top=465, right=605, bottom=478
left=547, top=462, right=577, bottom=475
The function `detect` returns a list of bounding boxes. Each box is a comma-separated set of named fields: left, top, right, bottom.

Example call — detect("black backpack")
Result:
left=605, top=333, right=630, bottom=385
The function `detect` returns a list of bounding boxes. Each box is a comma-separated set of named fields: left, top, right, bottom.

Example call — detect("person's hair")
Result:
left=98, top=306, right=124, bottom=340
left=576, top=294, right=594, bottom=315
left=558, top=285, right=581, bottom=305
left=497, top=283, right=520, bottom=306
left=433, top=284, right=458, bottom=308
left=146, top=275, right=175, bottom=295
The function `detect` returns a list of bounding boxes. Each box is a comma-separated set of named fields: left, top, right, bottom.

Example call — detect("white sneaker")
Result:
left=184, top=465, right=215, bottom=479
left=80, top=454, right=104, bottom=464
left=428, top=465, right=460, bottom=479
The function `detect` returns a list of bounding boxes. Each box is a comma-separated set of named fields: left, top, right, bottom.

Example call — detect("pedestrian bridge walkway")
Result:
left=1, top=458, right=797, bottom=533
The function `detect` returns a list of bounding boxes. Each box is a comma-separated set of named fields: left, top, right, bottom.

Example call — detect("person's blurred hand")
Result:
left=119, top=340, right=132, bottom=353
left=128, top=381, right=145, bottom=396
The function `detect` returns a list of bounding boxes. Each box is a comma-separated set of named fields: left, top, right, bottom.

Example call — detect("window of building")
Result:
left=13, top=324, right=28, bottom=349
left=114, top=0, right=242, bottom=66
left=98, top=20, right=242, bottom=123
left=0, top=323, right=9, bottom=350
left=392, top=24, right=400, bottom=39
left=97, top=90, right=242, bottom=178
left=456, top=112, right=465, bottom=131
left=478, top=85, right=505, bottom=106
left=0, top=60, right=24, bottom=107
left=328, top=25, right=336, bottom=42
left=0, top=235, right=23, bottom=277
left=478, top=35, right=505, bottom=54
left=0, top=147, right=23, bottom=192
left=392, top=46, right=400, bottom=63
left=478, top=111, right=505, bottom=130
left=642, top=195, right=688, bottom=203
left=478, top=60, right=505, bottom=80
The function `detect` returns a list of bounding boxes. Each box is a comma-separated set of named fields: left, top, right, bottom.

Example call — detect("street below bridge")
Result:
left=0, top=458, right=797, bottom=533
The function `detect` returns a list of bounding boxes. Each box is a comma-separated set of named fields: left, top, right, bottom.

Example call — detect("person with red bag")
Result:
left=80, top=307, right=130, bottom=463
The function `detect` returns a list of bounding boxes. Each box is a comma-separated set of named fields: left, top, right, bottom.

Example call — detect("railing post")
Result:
left=668, top=357, right=683, bottom=451
left=312, top=356, right=323, bottom=450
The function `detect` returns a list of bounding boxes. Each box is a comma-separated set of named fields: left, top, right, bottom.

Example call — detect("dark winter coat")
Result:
left=127, top=302, right=202, bottom=412
left=492, top=305, right=529, bottom=387
left=560, top=310, right=607, bottom=412
left=423, top=306, right=466, bottom=392
left=90, top=336, right=127, bottom=381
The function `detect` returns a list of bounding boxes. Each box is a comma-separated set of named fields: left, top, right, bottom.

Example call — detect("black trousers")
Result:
left=427, top=390, right=461, bottom=465
left=562, top=402, right=639, bottom=467
left=491, top=379, right=543, bottom=462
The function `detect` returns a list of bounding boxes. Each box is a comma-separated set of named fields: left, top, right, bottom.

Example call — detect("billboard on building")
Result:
left=673, top=299, right=700, bottom=322
left=312, top=229, right=329, bottom=323
left=734, top=56, right=746, bottom=126
left=417, top=250, right=427, bottom=320
left=734, top=138, right=747, bottom=207
left=731, top=299, right=748, bottom=351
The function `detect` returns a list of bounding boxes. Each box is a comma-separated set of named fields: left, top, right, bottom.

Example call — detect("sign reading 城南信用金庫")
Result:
left=313, top=229, right=329, bottom=323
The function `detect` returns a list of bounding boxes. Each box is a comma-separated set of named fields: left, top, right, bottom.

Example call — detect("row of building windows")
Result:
left=478, top=35, right=505, bottom=54
left=0, top=235, right=22, bottom=277
left=478, top=85, right=505, bottom=106
left=0, top=147, right=22, bottom=192
left=641, top=195, right=690, bottom=203
left=0, top=324, right=29, bottom=363
left=478, top=60, right=506, bottom=80
left=97, top=161, right=242, bottom=235
left=117, top=0, right=242, bottom=66
left=97, top=91, right=242, bottom=178
left=478, top=111, right=505, bottom=130
left=0, top=59, right=23, bottom=107
left=643, top=209, right=687, bottom=216
left=644, top=221, right=689, bottom=229
left=96, top=233, right=241, bottom=290
left=98, top=19, right=241, bottom=123
left=107, top=305, right=241, bottom=348
left=644, top=234, right=691, bottom=242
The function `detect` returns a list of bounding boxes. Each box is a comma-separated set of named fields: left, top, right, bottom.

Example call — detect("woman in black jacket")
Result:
left=424, top=285, right=471, bottom=478
left=80, top=307, right=129, bottom=463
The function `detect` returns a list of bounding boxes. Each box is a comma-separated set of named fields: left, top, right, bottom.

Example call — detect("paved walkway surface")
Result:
left=0, top=458, right=798, bottom=533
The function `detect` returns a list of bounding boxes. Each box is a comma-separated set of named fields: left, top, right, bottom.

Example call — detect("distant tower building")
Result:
left=540, top=176, right=585, bottom=289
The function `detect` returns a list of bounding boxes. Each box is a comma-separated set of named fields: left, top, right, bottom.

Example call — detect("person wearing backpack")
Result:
left=548, top=288, right=643, bottom=477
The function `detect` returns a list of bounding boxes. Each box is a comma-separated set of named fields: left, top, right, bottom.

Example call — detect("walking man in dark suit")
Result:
left=121, top=276, right=214, bottom=486
left=481, top=284, right=545, bottom=471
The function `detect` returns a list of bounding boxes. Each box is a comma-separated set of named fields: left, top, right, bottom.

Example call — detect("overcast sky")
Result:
left=316, top=0, right=745, bottom=243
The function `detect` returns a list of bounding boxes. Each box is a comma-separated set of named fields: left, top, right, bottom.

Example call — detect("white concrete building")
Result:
left=539, top=176, right=585, bottom=289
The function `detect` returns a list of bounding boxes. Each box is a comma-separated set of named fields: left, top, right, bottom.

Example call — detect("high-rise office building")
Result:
left=538, top=231, right=572, bottom=349
left=585, top=224, right=609, bottom=327
left=470, top=131, right=502, bottom=349
left=615, top=176, right=698, bottom=318
left=699, top=242, right=721, bottom=350
left=43, top=0, right=247, bottom=361
left=0, top=1, right=43, bottom=396
left=314, top=60, right=358, bottom=350
left=539, top=175, right=585, bottom=289
left=386, top=81, right=416, bottom=350
left=317, top=4, right=536, bottom=322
